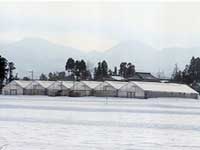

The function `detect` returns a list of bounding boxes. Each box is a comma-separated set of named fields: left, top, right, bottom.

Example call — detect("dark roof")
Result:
left=127, top=74, right=141, bottom=81
left=127, top=72, right=160, bottom=82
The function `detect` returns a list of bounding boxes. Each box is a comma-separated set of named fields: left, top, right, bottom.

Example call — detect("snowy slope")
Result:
left=0, top=96, right=200, bottom=150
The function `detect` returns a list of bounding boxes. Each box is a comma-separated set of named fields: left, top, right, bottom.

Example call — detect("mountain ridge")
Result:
left=1, top=37, right=200, bottom=78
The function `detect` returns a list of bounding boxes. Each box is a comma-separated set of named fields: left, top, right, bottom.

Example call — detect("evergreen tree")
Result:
left=94, top=60, right=109, bottom=80
left=172, top=64, right=179, bottom=81
left=0, top=55, right=8, bottom=89
left=23, top=76, right=31, bottom=81
left=7, top=62, right=16, bottom=83
left=113, top=66, right=118, bottom=76
left=65, top=58, right=90, bottom=81
left=119, top=62, right=127, bottom=77
left=102, top=60, right=108, bottom=77
left=126, top=63, right=135, bottom=77
left=57, top=71, right=66, bottom=80
left=65, top=58, right=75, bottom=75
left=48, top=72, right=55, bottom=81
left=74, top=60, right=81, bottom=80
left=108, top=69, right=113, bottom=76
left=119, top=62, right=135, bottom=78
left=80, top=60, right=86, bottom=72
left=39, top=73, right=48, bottom=80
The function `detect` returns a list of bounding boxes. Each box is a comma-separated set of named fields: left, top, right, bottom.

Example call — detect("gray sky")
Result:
left=1, top=1, right=200, bottom=51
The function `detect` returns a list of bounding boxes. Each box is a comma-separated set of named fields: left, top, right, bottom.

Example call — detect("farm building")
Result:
left=2, top=80, right=32, bottom=95
left=94, top=81, right=128, bottom=97
left=131, top=81, right=199, bottom=99
left=48, top=81, right=74, bottom=96
left=25, top=80, right=54, bottom=95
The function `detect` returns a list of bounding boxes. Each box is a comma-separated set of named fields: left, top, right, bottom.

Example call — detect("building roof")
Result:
left=36, top=81, right=54, bottom=88
left=62, top=81, right=74, bottom=89
left=105, top=81, right=128, bottom=90
left=128, top=72, right=159, bottom=82
left=132, top=81, right=198, bottom=94
left=110, top=76, right=126, bottom=81
left=81, top=81, right=103, bottom=89
left=137, top=72, right=158, bottom=80
left=15, top=80, right=32, bottom=88
left=127, top=74, right=141, bottom=80
left=48, top=81, right=73, bottom=89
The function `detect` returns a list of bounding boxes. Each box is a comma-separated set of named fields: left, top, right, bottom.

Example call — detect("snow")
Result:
left=0, top=96, right=200, bottom=149
left=133, top=81, right=198, bottom=94
left=14, top=80, right=32, bottom=88
left=105, top=81, right=128, bottom=89
left=36, top=81, right=55, bottom=88
left=48, top=81, right=74, bottom=90
left=62, top=81, right=74, bottom=89
left=111, top=76, right=125, bottom=81
left=81, top=81, right=103, bottom=89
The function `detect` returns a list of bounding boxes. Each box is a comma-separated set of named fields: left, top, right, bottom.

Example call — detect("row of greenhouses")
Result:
left=2, top=80, right=199, bottom=99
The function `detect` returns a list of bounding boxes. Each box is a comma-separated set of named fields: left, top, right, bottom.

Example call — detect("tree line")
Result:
left=172, top=56, right=200, bottom=85
left=35, top=58, right=136, bottom=81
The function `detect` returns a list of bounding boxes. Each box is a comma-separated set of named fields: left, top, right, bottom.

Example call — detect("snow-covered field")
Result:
left=0, top=96, right=200, bottom=150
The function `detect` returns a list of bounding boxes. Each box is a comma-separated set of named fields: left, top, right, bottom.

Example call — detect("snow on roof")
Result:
left=48, top=81, right=74, bottom=89
left=105, top=81, right=128, bottom=89
left=62, top=81, right=74, bottom=89
left=15, top=80, right=32, bottom=88
left=81, top=81, right=103, bottom=89
left=132, top=81, right=198, bottom=94
left=36, top=81, right=54, bottom=88
left=111, top=76, right=125, bottom=81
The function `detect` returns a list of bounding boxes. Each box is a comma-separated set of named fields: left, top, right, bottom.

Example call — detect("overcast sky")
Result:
left=1, top=1, right=200, bottom=52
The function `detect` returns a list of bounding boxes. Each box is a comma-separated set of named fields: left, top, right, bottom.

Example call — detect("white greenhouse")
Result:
left=131, top=81, right=199, bottom=99
left=2, top=80, right=32, bottom=95
left=70, top=81, right=91, bottom=96
left=94, top=81, right=128, bottom=97
left=117, top=82, right=143, bottom=98
left=81, top=81, right=103, bottom=96
left=2, top=80, right=198, bottom=99
left=25, top=80, right=54, bottom=95
left=48, top=81, right=74, bottom=96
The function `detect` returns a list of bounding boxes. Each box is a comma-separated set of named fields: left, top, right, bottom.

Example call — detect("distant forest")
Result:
left=1, top=54, right=200, bottom=89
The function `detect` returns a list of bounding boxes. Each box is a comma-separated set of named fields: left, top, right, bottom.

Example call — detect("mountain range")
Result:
left=0, top=37, right=199, bottom=78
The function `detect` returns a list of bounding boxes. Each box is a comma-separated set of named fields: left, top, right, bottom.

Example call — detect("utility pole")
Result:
left=28, top=70, right=34, bottom=95
left=29, top=70, right=34, bottom=81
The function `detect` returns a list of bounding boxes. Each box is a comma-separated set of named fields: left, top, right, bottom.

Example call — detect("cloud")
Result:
left=1, top=2, right=200, bottom=51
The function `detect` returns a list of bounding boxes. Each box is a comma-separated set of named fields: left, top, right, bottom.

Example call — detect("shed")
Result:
left=132, top=81, right=199, bottom=99
left=2, top=80, right=32, bottom=95
left=25, top=80, right=54, bottom=95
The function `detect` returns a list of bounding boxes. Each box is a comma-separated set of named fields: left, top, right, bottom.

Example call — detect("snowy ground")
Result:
left=0, top=96, right=200, bottom=150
